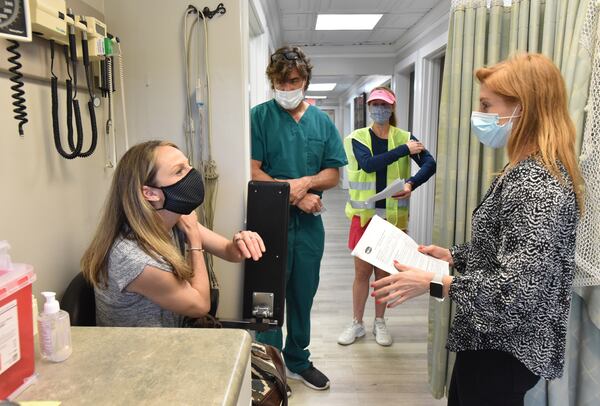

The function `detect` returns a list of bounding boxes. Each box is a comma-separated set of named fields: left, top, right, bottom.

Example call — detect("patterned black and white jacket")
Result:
left=447, top=156, right=578, bottom=380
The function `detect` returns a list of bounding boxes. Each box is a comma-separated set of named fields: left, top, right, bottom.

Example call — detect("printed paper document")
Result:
left=364, top=178, right=405, bottom=205
left=351, top=215, right=449, bottom=276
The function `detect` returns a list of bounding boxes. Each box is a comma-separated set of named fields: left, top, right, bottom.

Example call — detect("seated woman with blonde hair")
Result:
left=81, top=140, right=265, bottom=327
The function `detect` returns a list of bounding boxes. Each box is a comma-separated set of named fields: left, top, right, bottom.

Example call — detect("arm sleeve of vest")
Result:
left=407, top=135, right=436, bottom=190
left=351, top=139, right=409, bottom=173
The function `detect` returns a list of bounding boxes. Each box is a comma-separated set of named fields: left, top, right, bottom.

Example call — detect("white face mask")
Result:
left=274, top=88, right=304, bottom=110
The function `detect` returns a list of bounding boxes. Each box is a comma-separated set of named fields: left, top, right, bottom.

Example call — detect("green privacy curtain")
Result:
left=429, top=0, right=593, bottom=400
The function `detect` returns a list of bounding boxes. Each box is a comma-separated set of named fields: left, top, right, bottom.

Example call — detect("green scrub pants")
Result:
left=256, top=208, right=325, bottom=373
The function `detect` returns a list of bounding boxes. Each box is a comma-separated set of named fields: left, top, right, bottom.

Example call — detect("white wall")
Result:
left=255, top=0, right=283, bottom=52
left=395, top=36, right=446, bottom=245
left=0, top=0, right=111, bottom=300
left=317, top=105, right=342, bottom=135
left=394, top=3, right=449, bottom=245
left=249, top=33, right=271, bottom=107
left=310, top=56, right=396, bottom=77
left=103, top=0, right=250, bottom=319
left=80, top=0, right=104, bottom=12
left=249, top=0, right=274, bottom=107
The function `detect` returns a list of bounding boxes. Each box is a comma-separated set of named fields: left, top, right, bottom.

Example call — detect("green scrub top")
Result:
left=251, top=100, right=347, bottom=186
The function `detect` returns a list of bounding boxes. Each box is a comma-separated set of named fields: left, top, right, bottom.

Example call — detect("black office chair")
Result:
left=61, top=272, right=96, bottom=326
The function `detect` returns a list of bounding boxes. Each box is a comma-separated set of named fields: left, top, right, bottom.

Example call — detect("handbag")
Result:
left=251, top=342, right=288, bottom=406
left=182, top=321, right=288, bottom=404
left=181, top=313, right=222, bottom=328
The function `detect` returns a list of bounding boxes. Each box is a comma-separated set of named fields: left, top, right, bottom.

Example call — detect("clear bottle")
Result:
left=38, top=291, right=72, bottom=362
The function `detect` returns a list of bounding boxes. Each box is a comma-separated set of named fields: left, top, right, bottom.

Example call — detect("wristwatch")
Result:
left=429, top=273, right=444, bottom=301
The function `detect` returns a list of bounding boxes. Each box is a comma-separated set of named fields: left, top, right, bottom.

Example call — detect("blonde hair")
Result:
left=476, top=53, right=584, bottom=212
left=369, top=86, right=397, bottom=127
left=81, top=141, right=193, bottom=287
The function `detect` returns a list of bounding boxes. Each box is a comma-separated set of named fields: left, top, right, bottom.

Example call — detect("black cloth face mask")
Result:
left=154, top=168, right=205, bottom=214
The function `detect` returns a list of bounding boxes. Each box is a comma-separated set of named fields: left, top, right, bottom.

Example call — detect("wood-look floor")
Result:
left=286, top=187, right=446, bottom=405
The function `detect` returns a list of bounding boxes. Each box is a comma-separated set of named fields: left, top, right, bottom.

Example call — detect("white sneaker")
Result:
left=337, top=319, right=366, bottom=345
left=373, top=318, right=393, bottom=346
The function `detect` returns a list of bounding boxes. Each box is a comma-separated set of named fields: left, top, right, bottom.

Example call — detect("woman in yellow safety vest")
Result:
left=337, top=87, right=436, bottom=347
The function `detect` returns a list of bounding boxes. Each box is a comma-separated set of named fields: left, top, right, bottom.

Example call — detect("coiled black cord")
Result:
left=67, top=28, right=80, bottom=153
left=77, top=34, right=98, bottom=158
left=50, top=32, right=98, bottom=160
left=7, top=40, right=28, bottom=136
left=64, top=45, right=74, bottom=147
left=76, top=99, right=97, bottom=157
left=50, top=41, right=82, bottom=159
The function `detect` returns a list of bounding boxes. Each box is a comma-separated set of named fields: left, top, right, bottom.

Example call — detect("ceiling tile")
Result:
left=277, top=0, right=319, bottom=13
left=326, top=0, right=382, bottom=12
left=368, top=28, right=408, bottom=43
left=281, top=13, right=315, bottom=30
left=283, top=30, right=313, bottom=44
left=406, top=0, right=444, bottom=11
left=377, top=13, right=423, bottom=29
left=378, top=0, right=417, bottom=12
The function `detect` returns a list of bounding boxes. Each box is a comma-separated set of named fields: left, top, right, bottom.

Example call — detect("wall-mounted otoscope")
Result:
left=2, top=0, right=127, bottom=161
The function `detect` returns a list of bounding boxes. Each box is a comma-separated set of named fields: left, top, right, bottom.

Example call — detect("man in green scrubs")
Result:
left=251, top=46, right=347, bottom=391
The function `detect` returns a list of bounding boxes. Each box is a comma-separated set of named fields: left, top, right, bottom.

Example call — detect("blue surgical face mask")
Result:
left=369, top=105, right=393, bottom=124
left=470, top=106, right=521, bottom=148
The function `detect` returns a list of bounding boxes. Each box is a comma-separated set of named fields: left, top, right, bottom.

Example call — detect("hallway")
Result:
left=287, top=187, right=446, bottom=405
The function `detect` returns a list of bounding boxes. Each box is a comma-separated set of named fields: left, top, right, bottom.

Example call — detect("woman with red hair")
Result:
left=373, top=53, right=584, bottom=405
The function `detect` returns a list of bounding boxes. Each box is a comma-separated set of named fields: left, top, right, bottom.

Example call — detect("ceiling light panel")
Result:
left=315, top=14, right=383, bottom=30
left=307, top=83, right=337, bottom=91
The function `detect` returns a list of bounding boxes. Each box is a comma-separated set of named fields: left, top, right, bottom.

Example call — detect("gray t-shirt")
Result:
left=95, top=236, right=183, bottom=327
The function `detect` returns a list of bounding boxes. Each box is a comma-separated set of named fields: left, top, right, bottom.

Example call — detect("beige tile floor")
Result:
left=285, top=187, right=447, bottom=405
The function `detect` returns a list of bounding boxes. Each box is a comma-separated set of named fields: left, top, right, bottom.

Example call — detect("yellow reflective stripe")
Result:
left=348, top=181, right=376, bottom=190
left=375, top=208, right=387, bottom=218
left=397, top=199, right=410, bottom=208
left=349, top=200, right=375, bottom=209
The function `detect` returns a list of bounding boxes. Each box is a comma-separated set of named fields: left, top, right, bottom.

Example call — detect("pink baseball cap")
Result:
left=367, top=89, right=396, bottom=104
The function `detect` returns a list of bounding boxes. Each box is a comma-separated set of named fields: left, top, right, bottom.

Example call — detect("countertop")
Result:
left=16, top=326, right=252, bottom=405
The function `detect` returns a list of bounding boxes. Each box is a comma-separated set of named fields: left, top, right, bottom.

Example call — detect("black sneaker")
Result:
left=286, top=364, right=330, bottom=390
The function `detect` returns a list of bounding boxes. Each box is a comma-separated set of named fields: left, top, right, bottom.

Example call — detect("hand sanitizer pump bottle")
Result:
left=38, top=292, right=72, bottom=362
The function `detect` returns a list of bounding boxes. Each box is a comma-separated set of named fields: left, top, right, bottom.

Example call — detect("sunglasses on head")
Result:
left=271, top=51, right=300, bottom=63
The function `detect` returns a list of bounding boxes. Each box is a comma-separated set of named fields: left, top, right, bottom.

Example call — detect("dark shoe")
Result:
left=286, top=364, right=330, bottom=390
left=286, top=383, right=292, bottom=398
